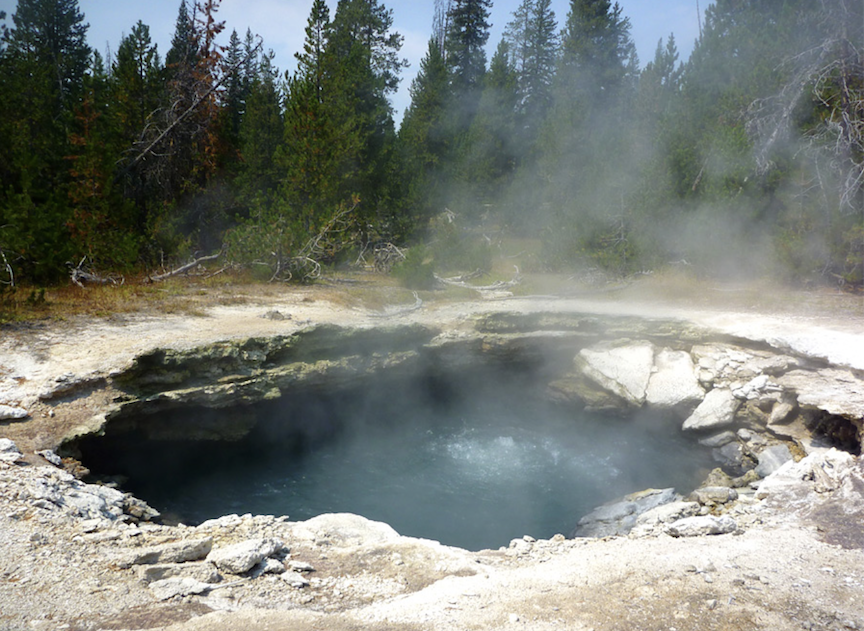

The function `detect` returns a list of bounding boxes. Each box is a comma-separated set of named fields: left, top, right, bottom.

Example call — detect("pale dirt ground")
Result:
left=1, top=274, right=863, bottom=631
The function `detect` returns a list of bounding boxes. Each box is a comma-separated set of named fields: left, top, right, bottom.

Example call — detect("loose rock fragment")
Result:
left=288, top=560, right=315, bottom=573
left=0, top=439, right=24, bottom=463
left=667, top=515, right=738, bottom=537
left=35, top=450, right=62, bottom=466
left=690, top=486, right=739, bottom=506
left=281, top=572, right=310, bottom=588
left=149, top=577, right=212, bottom=600
left=207, top=538, right=284, bottom=575
left=137, top=562, right=221, bottom=584
left=119, top=538, right=213, bottom=568
left=0, top=405, right=29, bottom=422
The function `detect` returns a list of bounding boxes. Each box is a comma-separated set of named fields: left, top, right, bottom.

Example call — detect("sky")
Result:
left=1, top=0, right=713, bottom=122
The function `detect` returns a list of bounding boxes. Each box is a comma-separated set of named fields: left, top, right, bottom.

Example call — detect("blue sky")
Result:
left=1, top=0, right=712, bottom=120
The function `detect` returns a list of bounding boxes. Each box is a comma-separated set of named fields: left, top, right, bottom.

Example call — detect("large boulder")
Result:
left=575, top=341, right=655, bottom=407
left=571, top=488, right=681, bottom=538
left=682, top=388, right=741, bottom=432
left=287, top=513, right=401, bottom=547
left=207, top=538, right=285, bottom=575
left=645, top=348, right=705, bottom=413
left=754, top=444, right=794, bottom=478
left=776, top=368, right=864, bottom=419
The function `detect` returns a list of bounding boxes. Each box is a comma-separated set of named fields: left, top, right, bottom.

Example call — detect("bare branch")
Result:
left=122, top=37, right=263, bottom=174
left=68, top=257, right=121, bottom=288
left=148, top=251, right=223, bottom=282
left=435, top=267, right=522, bottom=294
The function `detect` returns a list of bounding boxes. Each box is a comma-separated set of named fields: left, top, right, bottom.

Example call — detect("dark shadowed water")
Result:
left=79, top=368, right=713, bottom=551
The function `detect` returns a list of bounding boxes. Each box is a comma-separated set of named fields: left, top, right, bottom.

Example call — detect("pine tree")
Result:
left=5, top=0, right=90, bottom=118
left=165, top=0, right=196, bottom=73
left=462, top=39, right=519, bottom=199
left=320, top=0, right=405, bottom=226
left=558, top=0, right=634, bottom=100
left=295, top=0, right=330, bottom=98
left=529, top=0, right=638, bottom=273
left=67, top=51, right=139, bottom=268
left=110, top=21, right=163, bottom=231
left=237, top=51, right=282, bottom=202
left=503, top=0, right=532, bottom=75
left=0, top=0, right=91, bottom=282
left=278, top=0, right=344, bottom=234
left=445, top=0, right=492, bottom=117
left=112, top=21, right=162, bottom=146
left=432, top=0, right=453, bottom=54
left=638, top=34, right=681, bottom=126
left=505, top=0, right=557, bottom=137
left=399, top=37, right=451, bottom=220
left=221, top=29, right=245, bottom=145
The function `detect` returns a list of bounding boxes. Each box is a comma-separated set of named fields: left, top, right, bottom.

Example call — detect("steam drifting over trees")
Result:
left=0, top=0, right=861, bottom=292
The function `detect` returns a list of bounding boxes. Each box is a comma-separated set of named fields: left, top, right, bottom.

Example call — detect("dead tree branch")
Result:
left=0, top=246, right=14, bottom=288
left=269, top=201, right=360, bottom=283
left=371, top=291, right=423, bottom=318
left=373, top=243, right=406, bottom=273
left=435, top=267, right=522, bottom=294
left=122, top=38, right=263, bottom=174
left=68, top=257, right=121, bottom=288
left=148, top=251, right=223, bottom=282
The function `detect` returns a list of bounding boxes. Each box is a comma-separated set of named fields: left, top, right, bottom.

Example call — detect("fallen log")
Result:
left=68, top=258, right=120, bottom=288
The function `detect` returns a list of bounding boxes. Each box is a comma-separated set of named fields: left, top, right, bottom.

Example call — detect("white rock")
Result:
left=573, top=488, right=681, bottom=538
left=667, top=515, right=738, bottom=537
left=35, top=450, right=62, bottom=466
left=0, top=438, right=23, bottom=463
left=0, top=405, right=29, bottom=421
left=768, top=400, right=797, bottom=426
left=577, top=341, right=655, bottom=406
left=121, top=538, right=213, bottom=567
left=691, top=486, right=738, bottom=505
left=137, top=562, right=220, bottom=584
left=149, top=577, right=212, bottom=600
left=281, top=572, right=310, bottom=588
left=197, top=514, right=244, bottom=530
left=682, top=388, right=741, bottom=432
left=776, top=369, right=864, bottom=418
left=61, top=482, right=126, bottom=520
left=645, top=348, right=705, bottom=412
left=732, top=374, right=776, bottom=400
left=635, top=501, right=701, bottom=526
left=755, top=448, right=855, bottom=499
left=755, top=444, right=794, bottom=478
left=288, top=560, right=315, bottom=572
left=207, top=538, right=284, bottom=575
left=288, top=513, right=401, bottom=546
left=698, top=431, right=736, bottom=447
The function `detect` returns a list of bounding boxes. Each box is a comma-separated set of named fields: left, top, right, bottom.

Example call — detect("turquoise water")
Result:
left=81, top=372, right=713, bottom=551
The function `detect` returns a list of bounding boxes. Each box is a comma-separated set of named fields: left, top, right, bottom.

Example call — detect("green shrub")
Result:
left=427, top=215, right=492, bottom=273
left=392, top=245, right=436, bottom=289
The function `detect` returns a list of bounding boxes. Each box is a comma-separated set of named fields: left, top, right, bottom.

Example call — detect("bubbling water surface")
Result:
left=80, top=370, right=712, bottom=550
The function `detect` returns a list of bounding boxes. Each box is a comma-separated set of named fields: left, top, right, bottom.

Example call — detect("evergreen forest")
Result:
left=0, top=0, right=862, bottom=295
